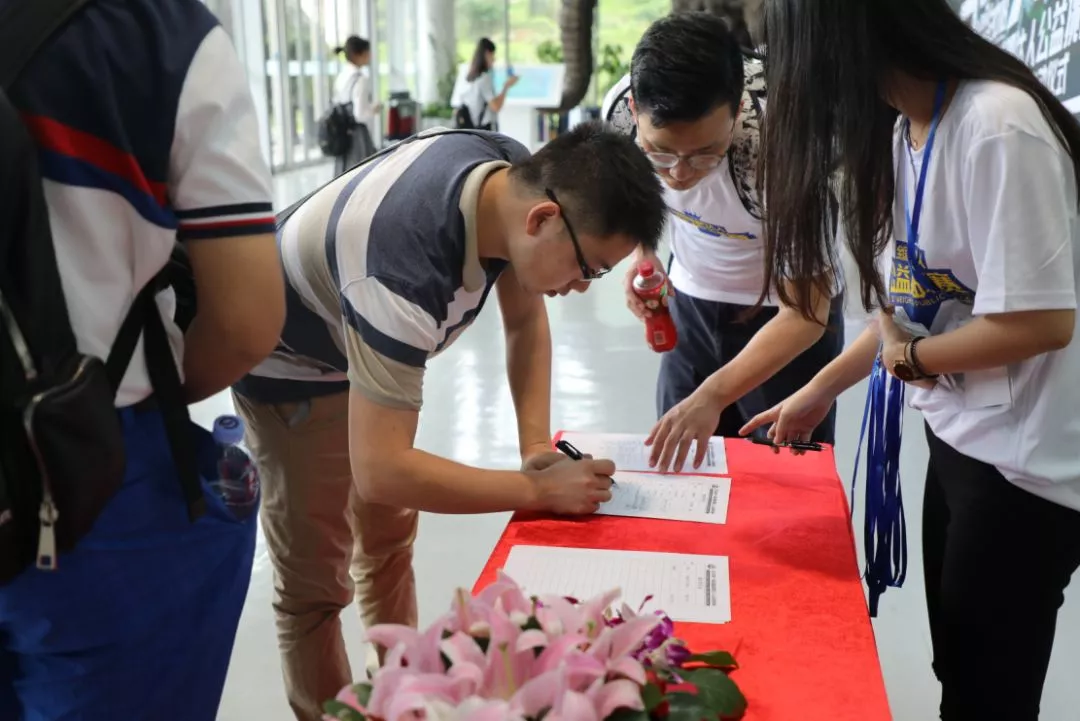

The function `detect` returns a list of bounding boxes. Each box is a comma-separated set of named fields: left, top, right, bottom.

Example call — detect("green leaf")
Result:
left=322, top=684, right=372, bottom=721
left=686, top=651, right=739, bottom=670
left=642, top=682, right=665, bottom=712
left=321, top=700, right=367, bottom=721
left=353, top=684, right=373, bottom=708
left=606, top=709, right=650, bottom=721
left=665, top=692, right=709, bottom=721
left=680, top=669, right=748, bottom=719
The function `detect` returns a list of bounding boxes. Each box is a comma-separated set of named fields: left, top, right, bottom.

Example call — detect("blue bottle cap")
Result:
left=212, top=415, right=245, bottom=446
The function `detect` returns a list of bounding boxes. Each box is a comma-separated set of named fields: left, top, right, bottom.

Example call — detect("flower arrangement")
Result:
left=323, top=573, right=746, bottom=721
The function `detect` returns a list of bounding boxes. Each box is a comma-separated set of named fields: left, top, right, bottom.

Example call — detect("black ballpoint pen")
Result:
left=748, top=435, right=823, bottom=453
left=554, top=439, right=617, bottom=485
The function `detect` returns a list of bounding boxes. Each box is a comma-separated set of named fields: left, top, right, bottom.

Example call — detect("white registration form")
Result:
left=598, top=472, right=731, bottom=524
left=503, top=546, right=731, bottom=624
left=559, top=432, right=728, bottom=475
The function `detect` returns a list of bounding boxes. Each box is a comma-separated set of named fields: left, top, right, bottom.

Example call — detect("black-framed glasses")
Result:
left=545, top=188, right=610, bottom=280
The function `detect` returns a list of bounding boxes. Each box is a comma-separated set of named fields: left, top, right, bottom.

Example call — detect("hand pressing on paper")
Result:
left=526, top=457, right=614, bottom=515
left=646, top=386, right=726, bottom=473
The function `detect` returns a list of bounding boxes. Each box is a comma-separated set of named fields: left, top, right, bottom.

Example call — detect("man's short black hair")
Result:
left=630, top=12, right=745, bottom=127
left=509, top=121, right=665, bottom=252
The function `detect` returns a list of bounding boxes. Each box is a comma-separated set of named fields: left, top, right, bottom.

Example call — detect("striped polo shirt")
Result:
left=234, top=130, right=531, bottom=409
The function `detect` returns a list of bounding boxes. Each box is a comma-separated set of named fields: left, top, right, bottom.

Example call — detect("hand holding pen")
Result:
left=521, top=440, right=614, bottom=515
left=554, top=440, right=617, bottom=486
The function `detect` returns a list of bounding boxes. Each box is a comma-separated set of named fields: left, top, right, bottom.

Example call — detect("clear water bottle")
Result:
left=210, top=415, right=259, bottom=519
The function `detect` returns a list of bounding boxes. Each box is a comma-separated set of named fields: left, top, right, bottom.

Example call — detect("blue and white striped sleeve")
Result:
left=340, top=276, right=440, bottom=410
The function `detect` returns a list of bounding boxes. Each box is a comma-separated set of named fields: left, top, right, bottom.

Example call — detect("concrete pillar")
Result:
left=417, top=0, right=457, bottom=105
left=385, top=0, right=409, bottom=93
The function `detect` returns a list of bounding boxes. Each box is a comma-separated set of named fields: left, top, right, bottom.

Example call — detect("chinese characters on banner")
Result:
left=952, top=0, right=1080, bottom=113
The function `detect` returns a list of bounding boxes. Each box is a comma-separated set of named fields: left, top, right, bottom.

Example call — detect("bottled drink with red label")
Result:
left=632, top=260, right=678, bottom=352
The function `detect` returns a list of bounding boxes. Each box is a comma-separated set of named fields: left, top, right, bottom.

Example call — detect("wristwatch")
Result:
left=891, top=336, right=937, bottom=382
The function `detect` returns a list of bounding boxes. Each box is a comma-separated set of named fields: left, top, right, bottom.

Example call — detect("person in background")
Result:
left=332, top=35, right=379, bottom=173
left=743, top=0, right=1080, bottom=718
left=231, top=122, right=665, bottom=721
left=454, top=37, right=518, bottom=130
left=0, top=0, right=284, bottom=719
left=602, top=12, right=844, bottom=473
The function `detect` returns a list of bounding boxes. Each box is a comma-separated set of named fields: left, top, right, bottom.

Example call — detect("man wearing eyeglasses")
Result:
left=230, top=122, right=665, bottom=721
left=603, top=12, right=845, bottom=473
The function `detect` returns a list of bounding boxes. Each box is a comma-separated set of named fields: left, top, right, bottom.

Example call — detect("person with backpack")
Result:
left=0, top=1, right=284, bottom=718
left=601, top=13, right=845, bottom=473
left=230, top=122, right=665, bottom=720
left=453, top=37, right=518, bottom=130
left=329, top=35, right=379, bottom=174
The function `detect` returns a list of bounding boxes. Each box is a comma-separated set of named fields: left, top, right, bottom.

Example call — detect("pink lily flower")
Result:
left=423, top=697, right=526, bottom=721
left=476, top=572, right=535, bottom=626
left=587, top=614, right=661, bottom=685
left=365, top=668, right=470, bottom=720
left=366, top=617, right=448, bottom=675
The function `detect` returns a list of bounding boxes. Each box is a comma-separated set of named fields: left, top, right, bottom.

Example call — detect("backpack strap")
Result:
left=0, top=0, right=90, bottom=89
left=603, top=83, right=636, bottom=142
left=105, top=276, right=205, bottom=521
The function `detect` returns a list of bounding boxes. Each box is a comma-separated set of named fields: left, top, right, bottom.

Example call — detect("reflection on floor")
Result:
left=204, top=163, right=1080, bottom=720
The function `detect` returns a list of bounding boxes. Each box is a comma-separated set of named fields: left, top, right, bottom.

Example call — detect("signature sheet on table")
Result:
left=599, top=471, right=731, bottom=524
left=503, top=545, right=731, bottom=624
left=559, top=431, right=728, bottom=474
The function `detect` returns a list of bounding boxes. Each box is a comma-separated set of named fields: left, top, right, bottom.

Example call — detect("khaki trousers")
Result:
left=233, top=390, right=418, bottom=721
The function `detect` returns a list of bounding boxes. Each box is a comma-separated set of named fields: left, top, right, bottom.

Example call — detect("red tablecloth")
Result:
left=473, top=436, right=892, bottom=721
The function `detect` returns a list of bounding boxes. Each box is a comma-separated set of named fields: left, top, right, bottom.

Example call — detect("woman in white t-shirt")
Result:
left=745, top=0, right=1080, bottom=718
left=331, top=35, right=380, bottom=173
left=454, top=37, right=518, bottom=130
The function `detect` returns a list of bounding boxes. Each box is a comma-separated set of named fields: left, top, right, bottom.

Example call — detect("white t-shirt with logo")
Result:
left=886, top=79, right=1080, bottom=511
left=666, top=166, right=774, bottom=306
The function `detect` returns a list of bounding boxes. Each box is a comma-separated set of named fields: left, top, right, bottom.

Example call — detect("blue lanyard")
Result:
left=851, top=357, right=908, bottom=617
left=904, top=80, right=948, bottom=251
left=851, top=79, right=948, bottom=618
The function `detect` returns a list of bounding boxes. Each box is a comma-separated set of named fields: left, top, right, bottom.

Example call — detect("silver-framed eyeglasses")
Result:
left=636, top=119, right=737, bottom=171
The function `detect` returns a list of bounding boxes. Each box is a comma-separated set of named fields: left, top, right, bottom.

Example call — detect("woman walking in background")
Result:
left=332, top=35, right=379, bottom=173
left=454, top=37, right=517, bottom=130
left=743, top=1, right=1080, bottom=718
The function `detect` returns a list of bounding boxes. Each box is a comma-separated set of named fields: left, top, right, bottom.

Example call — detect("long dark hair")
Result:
left=758, top=0, right=1080, bottom=319
left=467, top=38, right=496, bottom=82
left=334, top=36, right=370, bottom=61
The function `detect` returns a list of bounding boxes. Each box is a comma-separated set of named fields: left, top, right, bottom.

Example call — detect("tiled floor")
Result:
left=201, top=163, right=1080, bottom=720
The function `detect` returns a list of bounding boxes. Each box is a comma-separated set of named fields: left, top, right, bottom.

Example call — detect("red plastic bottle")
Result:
left=632, top=260, right=678, bottom=353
